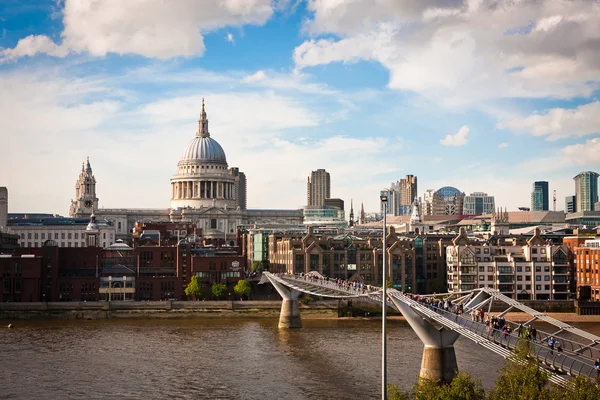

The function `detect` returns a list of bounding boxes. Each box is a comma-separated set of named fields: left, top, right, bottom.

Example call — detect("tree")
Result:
left=388, top=372, right=484, bottom=400
left=252, top=261, right=261, bottom=271
left=386, top=280, right=393, bottom=288
left=487, top=340, right=552, bottom=400
left=233, top=280, right=251, bottom=299
left=212, top=283, right=227, bottom=299
left=184, top=276, right=201, bottom=300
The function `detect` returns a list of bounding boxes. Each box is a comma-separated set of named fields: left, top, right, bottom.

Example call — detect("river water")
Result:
left=1, top=318, right=599, bottom=399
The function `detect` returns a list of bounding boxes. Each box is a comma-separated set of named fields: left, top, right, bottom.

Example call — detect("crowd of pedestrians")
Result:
left=285, top=273, right=574, bottom=362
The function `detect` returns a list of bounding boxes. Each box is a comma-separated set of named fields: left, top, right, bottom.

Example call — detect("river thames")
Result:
left=2, top=318, right=599, bottom=399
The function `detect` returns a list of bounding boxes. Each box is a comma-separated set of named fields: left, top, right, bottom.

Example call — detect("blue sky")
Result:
left=1, top=0, right=599, bottom=215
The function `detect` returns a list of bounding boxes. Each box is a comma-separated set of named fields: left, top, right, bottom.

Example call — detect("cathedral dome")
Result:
left=181, top=136, right=227, bottom=164
left=179, top=99, right=227, bottom=164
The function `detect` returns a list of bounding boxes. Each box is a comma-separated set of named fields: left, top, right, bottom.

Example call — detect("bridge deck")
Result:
left=264, top=273, right=600, bottom=386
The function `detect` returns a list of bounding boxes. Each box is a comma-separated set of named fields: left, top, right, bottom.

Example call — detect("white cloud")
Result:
left=1, top=0, right=273, bottom=61
left=498, top=142, right=509, bottom=149
left=562, top=138, right=600, bottom=165
left=242, top=70, right=267, bottom=83
left=226, top=33, right=235, bottom=43
left=0, top=66, right=402, bottom=215
left=440, top=125, right=469, bottom=147
left=295, top=0, right=600, bottom=105
left=497, top=102, right=600, bottom=140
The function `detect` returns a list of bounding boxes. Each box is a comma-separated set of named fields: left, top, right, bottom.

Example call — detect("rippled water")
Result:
left=2, top=318, right=598, bottom=399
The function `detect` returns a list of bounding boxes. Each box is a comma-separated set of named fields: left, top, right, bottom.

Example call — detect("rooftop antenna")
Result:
left=553, top=190, right=556, bottom=212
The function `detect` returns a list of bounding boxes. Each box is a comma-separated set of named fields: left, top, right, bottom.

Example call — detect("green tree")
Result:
left=487, top=340, right=552, bottom=400
left=388, top=372, right=484, bottom=400
left=252, top=261, right=261, bottom=271
left=211, top=283, right=227, bottom=299
left=386, top=280, right=393, bottom=288
left=233, top=280, right=251, bottom=299
left=184, top=276, right=201, bottom=299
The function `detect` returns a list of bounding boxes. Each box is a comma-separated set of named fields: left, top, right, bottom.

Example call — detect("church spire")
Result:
left=198, top=98, right=210, bottom=138
left=349, top=199, right=354, bottom=227
left=360, top=202, right=365, bottom=224
left=85, top=156, right=92, bottom=173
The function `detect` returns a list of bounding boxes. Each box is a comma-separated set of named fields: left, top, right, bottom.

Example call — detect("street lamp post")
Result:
left=380, top=194, right=388, bottom=400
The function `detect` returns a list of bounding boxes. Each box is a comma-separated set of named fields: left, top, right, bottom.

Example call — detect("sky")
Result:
left=1, top=0, right=599, bottom=215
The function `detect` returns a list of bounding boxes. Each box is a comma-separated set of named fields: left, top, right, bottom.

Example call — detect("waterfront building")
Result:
left=66, top=102, right=302, bottom=243
left=0, top=187, right=7, bottom=231
left=267, top=226, right=418, bottom=291
left=574, top=171, right=599, bottom=212
left=307, top=169, right=330, bottom=207
left=566, top=195, right=577, bottom=214
left=446, top=228, right=571, bottom=300
left=0, top=235, right=245, bottom=302
left=570, top=238, right=600, bottom=301
left=462, top=192, right=495, bottom=216
left=531, top=181, right=549, bottom=211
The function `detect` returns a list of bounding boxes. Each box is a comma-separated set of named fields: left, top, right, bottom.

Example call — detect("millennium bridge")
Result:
left=260, top=271, right=600, bottom=386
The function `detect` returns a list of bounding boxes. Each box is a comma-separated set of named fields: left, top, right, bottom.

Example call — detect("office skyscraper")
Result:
left=307, top=169, right=331, bottom=207
left=565, top=195, right=577, bottom=214
left=574, top=171, right=599, bottom=212
left=531, top=181, right=549, bottom=211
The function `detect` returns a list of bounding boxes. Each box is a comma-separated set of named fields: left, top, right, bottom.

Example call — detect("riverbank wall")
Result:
left=0, top=300, right=343, bottom=320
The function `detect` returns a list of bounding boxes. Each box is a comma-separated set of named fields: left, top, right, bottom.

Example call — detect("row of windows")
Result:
left=22, top=242, right=112, bottom=248
left=21, top=232, right=113, bottom=240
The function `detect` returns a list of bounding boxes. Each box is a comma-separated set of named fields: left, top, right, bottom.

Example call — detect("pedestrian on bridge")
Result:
left=595, top=359, right=600, bottom=376
left=548, top=336, right=556, bottom=354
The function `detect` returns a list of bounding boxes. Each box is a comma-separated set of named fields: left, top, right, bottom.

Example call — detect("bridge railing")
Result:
left=279, top=273, right=380, bottom=297
left=420, top=304, right=597, bottom=380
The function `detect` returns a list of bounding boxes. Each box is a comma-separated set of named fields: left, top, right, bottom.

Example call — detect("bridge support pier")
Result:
left=389, top=297, right=459, bottom=383
left=265, top=275, right=302, bottom=328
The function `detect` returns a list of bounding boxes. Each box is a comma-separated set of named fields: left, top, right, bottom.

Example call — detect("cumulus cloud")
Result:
left=498, top=142, right=509, bottom=149
left=440, top=125, right=469, bottom=147
left=497, top=102, right=600, bottom=140
left=226, top=33, right=235, bottom=43
left=295, top=0, right=600, bottom=105
left=1, top=0, right=273, bottom=61
left=562, top=138, right=600, bottom=165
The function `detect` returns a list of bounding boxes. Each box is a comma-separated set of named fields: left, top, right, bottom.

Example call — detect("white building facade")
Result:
left=446, top=228, right=570, bottom=300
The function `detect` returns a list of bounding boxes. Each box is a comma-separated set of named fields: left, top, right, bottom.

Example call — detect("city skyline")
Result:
left=1, top=1, right=600, bottom=215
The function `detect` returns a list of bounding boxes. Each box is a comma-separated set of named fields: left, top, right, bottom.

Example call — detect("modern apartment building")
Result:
left=531, top=181, right=549, bottom=211
left=574, top=171, right=599, bottom=212
left=307, top=169, right=331, bottom=207
left=446, top=228, right=570, bottom=300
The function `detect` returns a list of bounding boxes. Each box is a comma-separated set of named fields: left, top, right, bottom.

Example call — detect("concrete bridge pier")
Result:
left=389, top=297, right=459, bottom=382
left=266, top=276, right=302, bottom=328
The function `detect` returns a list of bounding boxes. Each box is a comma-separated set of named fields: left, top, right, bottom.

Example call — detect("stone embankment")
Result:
left=0, top=300, right=340, bottom=320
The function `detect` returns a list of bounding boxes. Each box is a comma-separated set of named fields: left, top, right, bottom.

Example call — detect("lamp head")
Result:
left=380, top=195, right=388, bottom=203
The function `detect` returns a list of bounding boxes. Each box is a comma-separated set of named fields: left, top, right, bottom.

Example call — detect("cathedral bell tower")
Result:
left=69, top=157, right=99, bottom=218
